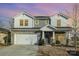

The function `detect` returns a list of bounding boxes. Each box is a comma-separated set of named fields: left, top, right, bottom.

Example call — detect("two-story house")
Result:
left=11, top=12, right=72, bottom=45
left=11, top=12, right=40, bottom=45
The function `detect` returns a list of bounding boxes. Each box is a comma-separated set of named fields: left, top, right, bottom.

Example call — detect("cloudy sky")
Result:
left=0, top=3, right=75, bottom=17
left=0, top=3, right=78, bottom=29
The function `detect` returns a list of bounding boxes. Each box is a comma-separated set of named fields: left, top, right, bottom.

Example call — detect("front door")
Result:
left=45, top=31, right=52, bottom=44
left=55, top=32, right=65, bottom=44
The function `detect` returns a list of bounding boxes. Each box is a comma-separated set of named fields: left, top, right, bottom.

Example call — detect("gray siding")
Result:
left=34, top=19, right=49, bottom=27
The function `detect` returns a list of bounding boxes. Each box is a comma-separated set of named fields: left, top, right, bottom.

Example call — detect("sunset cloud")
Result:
left=0, top=3, right=78, bottom=28
left=0, top=3, right=74, bottom=17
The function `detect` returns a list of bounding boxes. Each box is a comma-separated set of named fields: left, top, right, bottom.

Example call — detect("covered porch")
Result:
left=40, top=25, right=72, bottom=45
left=40, top=25, right=56, bottom=45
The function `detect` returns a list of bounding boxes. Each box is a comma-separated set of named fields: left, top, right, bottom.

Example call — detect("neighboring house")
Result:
left=0, top=28, right=11, bottom=45
left=11, top=12, right=72, bottom=45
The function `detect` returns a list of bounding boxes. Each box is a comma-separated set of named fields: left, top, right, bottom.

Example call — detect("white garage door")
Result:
left=14, top=33, right=38, bottom=45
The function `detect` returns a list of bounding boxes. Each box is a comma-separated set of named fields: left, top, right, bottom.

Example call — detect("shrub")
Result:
left=38, top=39, right=44, bottom=45
left=56, top=40, right=60, bottom=44
left=50, top=39, right=55, bottom=46
left=66, top=39, right=69, bottom=46
left=3, top=36, right=8, bottom=46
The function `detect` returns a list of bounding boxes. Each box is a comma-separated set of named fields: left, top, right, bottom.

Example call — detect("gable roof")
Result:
left=58, top=13, right=69, bottom=19
left=40, top=25, right=56, bottom=31
left=13, top=11, right=34, bottom=19
left=51, top=13, right=69, bottom=19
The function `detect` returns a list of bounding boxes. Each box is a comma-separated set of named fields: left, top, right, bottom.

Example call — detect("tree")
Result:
left=72, top=4, right=78, bottom=48
left=65, top=4, right=79, bottom=53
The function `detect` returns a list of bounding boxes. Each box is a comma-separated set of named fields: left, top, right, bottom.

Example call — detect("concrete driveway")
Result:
left=0, top=45, right=38, bottom=56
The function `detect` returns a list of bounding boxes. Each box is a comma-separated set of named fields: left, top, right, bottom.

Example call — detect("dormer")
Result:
left=13, top=11, right=34, bottom=28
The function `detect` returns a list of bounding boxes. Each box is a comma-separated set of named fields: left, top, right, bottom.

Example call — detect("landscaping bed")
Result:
left=38, top=45, right=77, bottom=56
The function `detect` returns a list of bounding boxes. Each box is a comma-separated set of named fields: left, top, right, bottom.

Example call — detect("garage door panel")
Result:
left=14, top=33, right=37, bottom=45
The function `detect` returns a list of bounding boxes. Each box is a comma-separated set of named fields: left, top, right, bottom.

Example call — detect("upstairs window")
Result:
left=25, top=20, right=28, bottom=26
left=20, top=19, right=28, bottom=26
left=20, top=20, right=23, bottom=26
left=57, top=19, right=61, bottom=27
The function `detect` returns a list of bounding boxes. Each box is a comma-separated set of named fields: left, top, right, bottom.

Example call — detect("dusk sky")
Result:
left=0, top=3, right=75, bottom=17
left=0, top=3, right=79, bottom=29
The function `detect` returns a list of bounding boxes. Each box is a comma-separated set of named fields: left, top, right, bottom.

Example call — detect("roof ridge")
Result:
left=13, top=11, right=34, bottom=19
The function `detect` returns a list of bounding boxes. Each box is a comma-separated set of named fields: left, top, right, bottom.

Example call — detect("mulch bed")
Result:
left=37, top=45, right=76, bottom=56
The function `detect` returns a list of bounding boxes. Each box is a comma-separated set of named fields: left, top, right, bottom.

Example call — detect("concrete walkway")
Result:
left=0, top=45, right=38, bottom=56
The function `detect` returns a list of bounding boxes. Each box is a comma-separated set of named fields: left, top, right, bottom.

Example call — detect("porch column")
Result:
left=42, top=31, right=45, bottom=44
left=53, top=31, right=56, bottom=43
left=42, top=31, right=45, bottom=39
left=42, top=31, right=48, bottom=44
